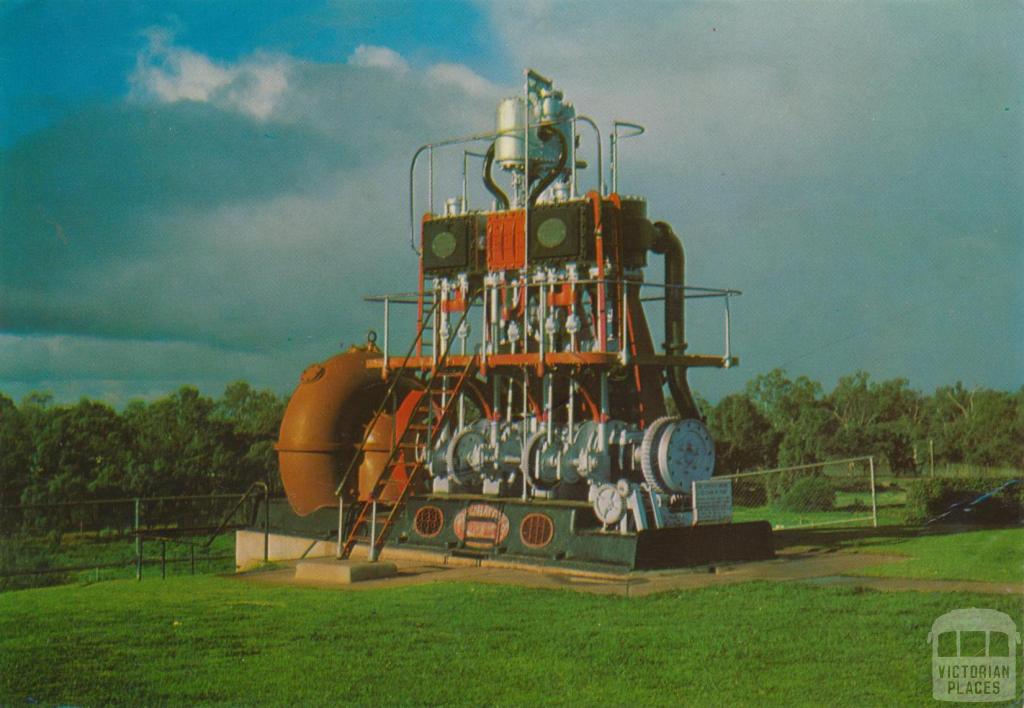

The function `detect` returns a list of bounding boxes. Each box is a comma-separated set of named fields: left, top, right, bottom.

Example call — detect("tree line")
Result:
left=0, top=370, right=1020, bottom=508
left=703, top=369, right=1022, bottom=475
left=0, top=383, right=284, bottom=508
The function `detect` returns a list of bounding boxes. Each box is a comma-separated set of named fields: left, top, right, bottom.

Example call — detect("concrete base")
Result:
left=235, top=529, right=336, bottom=570
left=294, top=558, right=398, bottom=584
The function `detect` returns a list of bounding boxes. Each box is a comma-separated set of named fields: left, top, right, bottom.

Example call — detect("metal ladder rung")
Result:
left=340, top=308, right=479, bottom=560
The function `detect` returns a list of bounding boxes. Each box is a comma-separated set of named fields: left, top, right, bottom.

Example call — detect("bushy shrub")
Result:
left=765, top=470, right=806, bottom=502
left=777, top=476, right=836, bottom=512
left=903, top=477, right=1022, bottom=525
left=0, top=536, right=70, bottom=592
left=731, top=477, right=768, bottom=507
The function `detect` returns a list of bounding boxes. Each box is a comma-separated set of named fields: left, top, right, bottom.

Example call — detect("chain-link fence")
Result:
left=0, top=488, right=266, bottom=592
left=718, top=456, right=885, bottom=530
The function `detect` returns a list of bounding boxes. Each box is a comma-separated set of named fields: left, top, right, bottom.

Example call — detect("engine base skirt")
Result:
left=258, top=496, right=774, bottom=572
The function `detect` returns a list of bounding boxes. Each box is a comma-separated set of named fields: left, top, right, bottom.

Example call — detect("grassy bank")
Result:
left=852, top=527, right=1024, bottom=583
left=1, top=575, right=1021, bottom=706
left=773, top=525, right=1024, bottom=584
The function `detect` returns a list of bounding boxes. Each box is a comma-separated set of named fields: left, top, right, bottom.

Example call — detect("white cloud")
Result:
left=2, top=38, right=503, bottom=400
left=426, top=62, right=497, bottom=97
left=347, top=44, right=409, bottom=74
left=129, top=28, right=290, bottom=119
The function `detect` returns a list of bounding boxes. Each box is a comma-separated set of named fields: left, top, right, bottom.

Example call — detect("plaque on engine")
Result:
left=692, top=479, right=733, bottom=525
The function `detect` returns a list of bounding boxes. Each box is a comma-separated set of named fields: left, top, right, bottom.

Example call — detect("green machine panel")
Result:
left=422, top=215, right=484, bottom=274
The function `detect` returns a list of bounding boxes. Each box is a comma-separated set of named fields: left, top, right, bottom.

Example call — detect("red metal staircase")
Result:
left=338, top=294, right=479, bottom=561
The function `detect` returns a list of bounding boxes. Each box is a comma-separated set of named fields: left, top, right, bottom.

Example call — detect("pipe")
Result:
left=575, top=115, right=603, bottom=196
left=482, top=142, right=510, bottom=210
left=651, top=221, right=701, bottom=419
left=528, top=126, right=568, bottom=207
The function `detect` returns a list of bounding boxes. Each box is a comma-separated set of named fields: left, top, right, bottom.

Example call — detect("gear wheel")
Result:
left=445, top=427, right=485, bottom=484
left=639, top=416, right=677, bottom=493
left=521, top=430, right=557, bottom=489
left=640, top=416, right=716, bottom=493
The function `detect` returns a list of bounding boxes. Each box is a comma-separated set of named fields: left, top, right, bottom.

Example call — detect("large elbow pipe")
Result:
left=651, top=221, right=701, bottom=419
left=528, top=126, right=568, bottom=207
left=482, top=142, right=510, bottom=210
left=275, top=347, right=383, bottom=516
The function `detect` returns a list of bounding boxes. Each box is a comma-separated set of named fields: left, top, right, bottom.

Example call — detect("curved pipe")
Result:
left=651, top=221, right=701, bottom=420
left=276, top=347, right=384, bottom=516
left=574, top=115, right=603, bottom=196
left=528, top=126, right=568, bottom=207
left=482, top=142, right=510, bottom=210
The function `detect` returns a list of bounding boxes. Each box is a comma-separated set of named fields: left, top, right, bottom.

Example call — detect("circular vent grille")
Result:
left=413, top=506, right=444, bottom=538
left=520, top=513, right=554, bottom=548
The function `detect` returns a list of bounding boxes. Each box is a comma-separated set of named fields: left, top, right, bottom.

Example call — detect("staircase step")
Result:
left=464, top=536, right=498, bottom=544
left=450, top=548, right=491, bottom=559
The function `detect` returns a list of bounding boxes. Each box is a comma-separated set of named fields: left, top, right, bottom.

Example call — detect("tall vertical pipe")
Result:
left=651, top=221, right=700, bottom=419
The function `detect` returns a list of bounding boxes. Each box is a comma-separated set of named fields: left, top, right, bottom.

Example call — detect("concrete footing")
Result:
left=294, top=558, right=398, bottom=584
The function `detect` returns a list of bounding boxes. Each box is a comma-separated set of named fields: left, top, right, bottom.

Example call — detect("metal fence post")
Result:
left=342, top=497, right=350, bottom=561
left=369, top=500, right=378, bottom=562
left=869, top=456, right=878, bottom=528
left=134, top=497, right=142, bottom=581
left=263, top=484, right=270, bottom=563
left=160, top=540, right=166, bottom=579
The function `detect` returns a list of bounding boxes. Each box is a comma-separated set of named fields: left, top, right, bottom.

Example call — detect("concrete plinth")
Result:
left=235, top=529, right=336, bottom=570
left=294, top=558, right=398, bottom=584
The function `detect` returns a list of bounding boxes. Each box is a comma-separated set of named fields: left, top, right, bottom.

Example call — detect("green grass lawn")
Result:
left=1, top=575, right=1021, bottom=706
left=850, top=527, right=1024, bottom=584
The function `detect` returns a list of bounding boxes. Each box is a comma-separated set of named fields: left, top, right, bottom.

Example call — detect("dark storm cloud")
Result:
left=1, top=2, right=1020, bottom=403
left=1, top=56, right=496, bottom=350
left=490, top=0, right=1022, bottom=395
left=0, top=41, right=501, bottom=400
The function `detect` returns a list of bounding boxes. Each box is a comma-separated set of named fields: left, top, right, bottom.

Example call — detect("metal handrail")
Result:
left=2, top=492, right=250, bottom=511
left=369, top=279, right=740, bottom=302
left=201, top=480, right=268, bottom=551
left=610, top=120, right=645, bottom=194
left=342, top=289, right=482, bottom=501
left=408, top=114, right=593, bottom=253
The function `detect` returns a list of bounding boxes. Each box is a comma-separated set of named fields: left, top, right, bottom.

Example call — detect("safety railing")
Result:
left=366, top=277, right=740, bottom=366
left=0, top=488, right=270, bottom=591
left=408, top=114, right=602, bottom=253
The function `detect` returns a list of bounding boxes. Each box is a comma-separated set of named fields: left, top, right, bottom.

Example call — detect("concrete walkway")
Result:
left=235, top=547, right=1024, bottom=598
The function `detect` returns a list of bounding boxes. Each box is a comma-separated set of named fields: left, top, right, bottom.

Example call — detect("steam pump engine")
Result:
left=275, top=71, right=771, bottom=569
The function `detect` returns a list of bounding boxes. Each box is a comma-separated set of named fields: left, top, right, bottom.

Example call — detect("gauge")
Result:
left=593, top=483, right=625, bottom=525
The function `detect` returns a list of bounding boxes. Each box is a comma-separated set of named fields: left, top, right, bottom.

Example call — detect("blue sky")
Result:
left=1, top=0, right=1021, bottom=405
left=1, top=0, right=505, bottom=145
